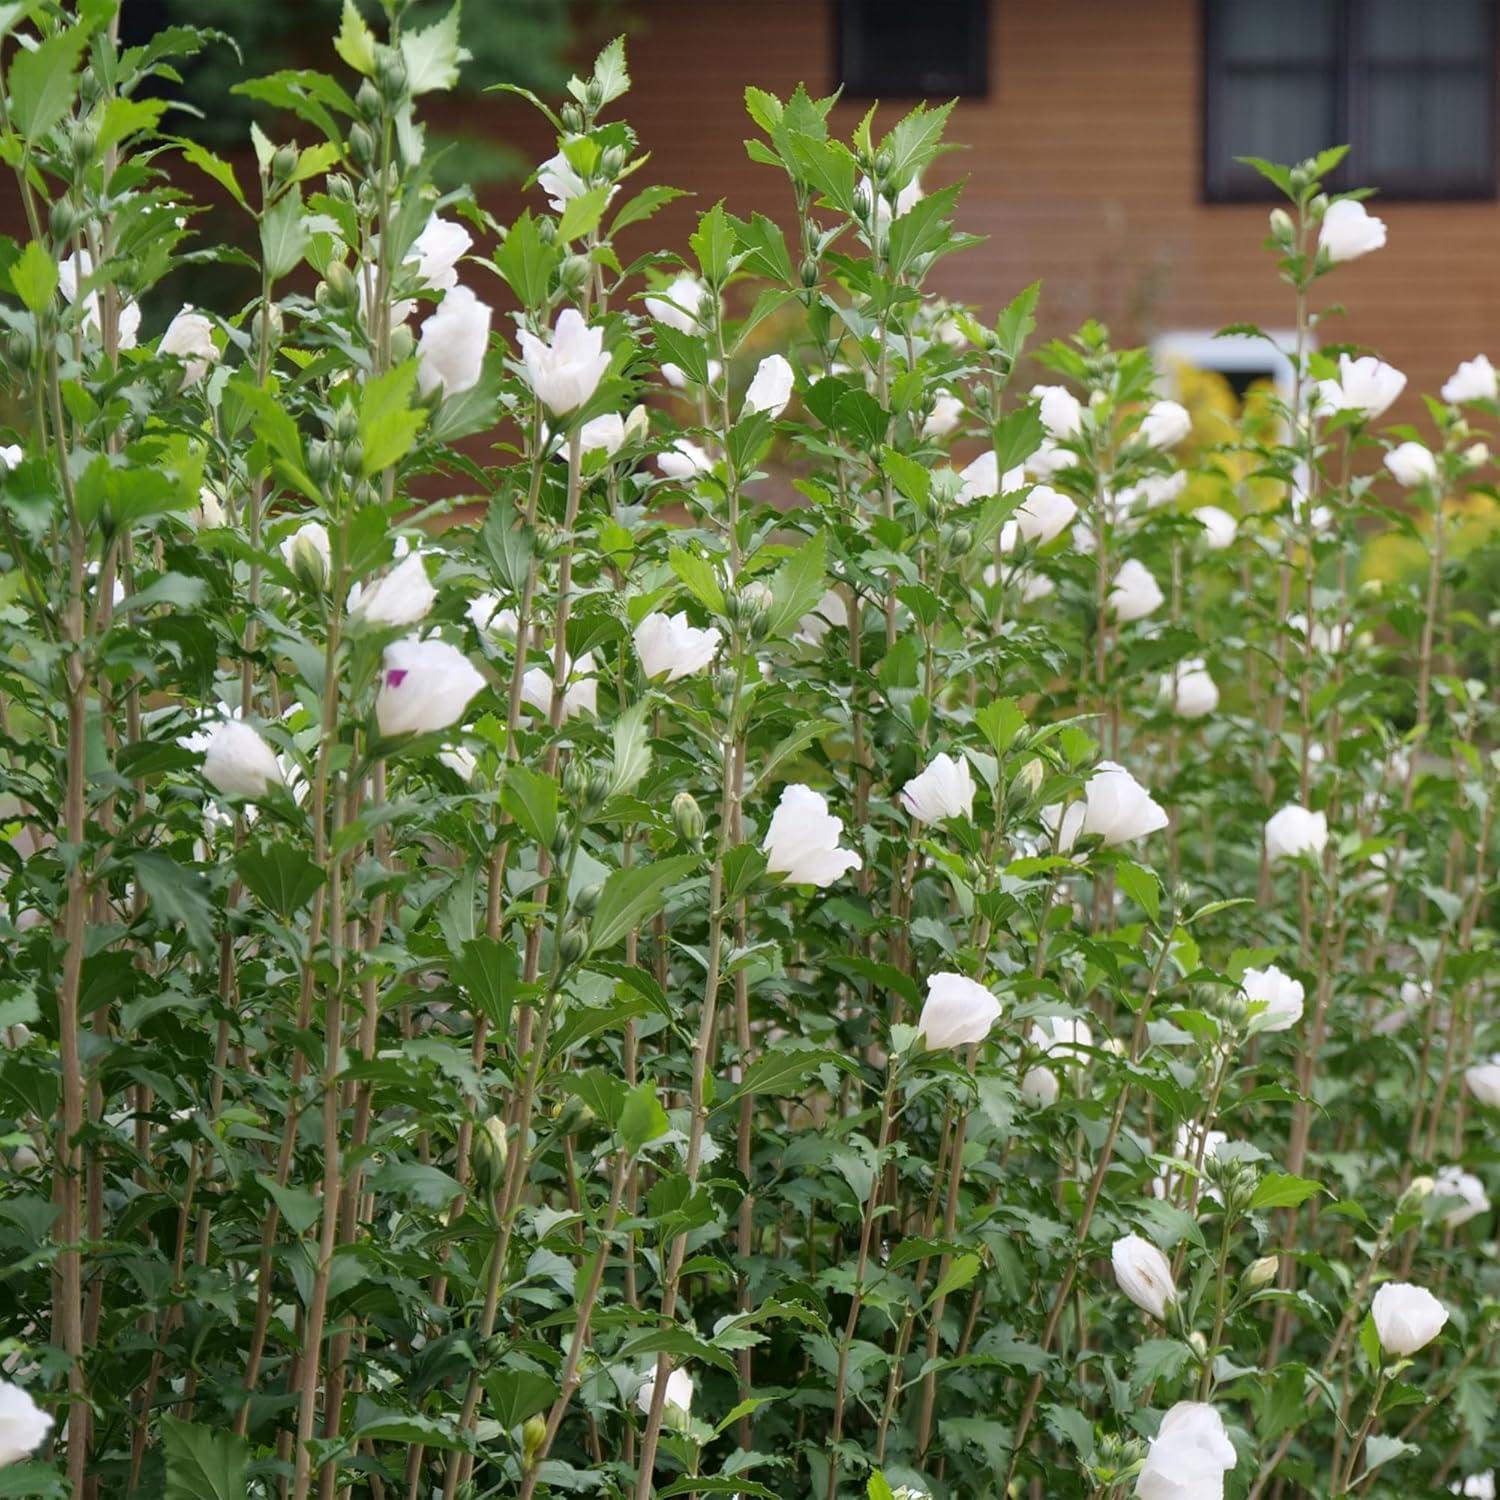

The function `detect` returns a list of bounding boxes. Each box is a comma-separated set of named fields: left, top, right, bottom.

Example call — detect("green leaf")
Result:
left=619, top=1079, right=669, bottom=1151
left=493, top=212, right=557, bottom=310
left=1359, top=1311, right=1382, bottom=1371
left=609, top=699, right=652, bottom=798
left=925, top=1252, right=981, bottom=1309
left=669, top=545, right=725, bottom=614
left=134, top=852, right=215, bottom=954
left=556, top=184, right=611, bottom=244
left=1249, top=1173, right=1325, bottom=1211
left=367, top=1160, right=462, bottom=1210
left=10, top=240, right=57, bottom=314
left=1131, top=1337, right=1193, bottom=1389
left=762, top=530, right=826, bottom=640
left=401, top=2, right=471, bottom=94
left=484, top=1369, right=558, bottom=1429
left=334, top=0, right=376, bottom=75
left=589, top=35, right=630, bottom=106
left=588, top=855, right=698, bottom=954
left=256, top=1173, right=322, bottom=1235
left=234, top=842, right=323, bottom=919
left=9, top=24, right=90, bottom=141
left=867, top=1476, right=896, bottom=1500
left=563, top=1067, right=628, bottom=1126
left=500, top=765, right=558, bottom=848
left=451, top=937, right=519, bottom=1030
left=610, top=184, right=690, bottom=239
left=1113, top=859, right=1161, bottom=925
left=261, top=186, right=310, bottom=282
left=690, top=201, right=734, bottom=285
left=882, top=447, right=930, bottom=509
left=722, top=1046, right=856, bottom=1107
left=161, top=1415, right=248, bottom=1500
left=992, top=404, right=1045, bottom=474
left=358, top=362, right=428, bottom=476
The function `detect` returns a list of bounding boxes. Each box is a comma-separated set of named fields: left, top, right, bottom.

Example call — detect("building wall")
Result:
left=482, top=0, right=1500, bottom=412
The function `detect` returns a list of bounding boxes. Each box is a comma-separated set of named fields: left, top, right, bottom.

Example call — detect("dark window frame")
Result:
left=833, top=0, right=991, bottom=100
left=1200, top=0, right=1499, bottom=203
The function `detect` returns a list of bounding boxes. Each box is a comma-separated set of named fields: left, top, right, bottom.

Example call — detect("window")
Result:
left=1202, top=0, right=1497, bottom=201
left=1153, top=331, right=1297, bottom=401
left=835, top=0, right=989, bottom=98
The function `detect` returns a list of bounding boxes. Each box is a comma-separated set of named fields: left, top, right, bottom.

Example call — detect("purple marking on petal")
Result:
left=386, top=669, right=409, bottom=688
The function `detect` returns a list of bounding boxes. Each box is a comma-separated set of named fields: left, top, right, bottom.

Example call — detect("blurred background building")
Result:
left=82, top=0, right=1500, bottom=412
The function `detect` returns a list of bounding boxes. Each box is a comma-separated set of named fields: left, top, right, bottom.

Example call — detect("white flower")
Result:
left=159, top=306, right=217, bottom=386
left=1027, top=437, right=1070, bottom=479
left=1465, top=1056, right=1500, bottom=1107
left=1117, top=471, right=1188, bottom=511
left=1031, top=383, right=1083, bottom=440
left=280, top=521, right=331, bottom=588
left=1455, top=1473, right=1496, bottom=1500
left=1111, top=1234, right=1176, bottom=1320
left=645, top=274, right=707, bottom=334
left=518, top=308, right=611, bottom=416
left=1384, top=442, right=1437, bottom=487
left=1030, top=1015, right=1093, bottom=1064
left=1109, top=559, right=1164, bottom=623
left=656, top=439, right=714, bottom=480
left=1140, top=399, right=1191, bottom=451
left=1465, top=440, right=1491, bottom=467
left=416, top=284, right=491, bottom=398
left=58, top=250, right=141, bottom=348
left=578, top=413, right=626, bottom=456
left=1136, top=1402, right=1237, bottom=1500
left=0, top=443, right=22, bottom=473
left=634, top=610, right=721, bottom=682
left=1240, top=964, right=1305, bottom=1033
left=194, top=486, right=226, bottom=529
left=795, top=589, right=848, bottom=646
left=636, top=1366, right=694, bottom=1417
left=661, top=358, right=722, bottom=389
left=1442, top=354, right=1498, bottom=404
left=916, top=971, right=1001, bottom=1050
left=957, top=451, right=1023, bottom=505
left=862, top=171, right=923, bottom=227
left=409, top=214, right=471, bottom=293
left=468, top=594, right=514, bottom=638
left=1434, top=1165, right=1490, bottom=1228
left=1152, top=1123, right=1228, bottom=1201
left=536, top=150, right=588, bottom=212
left=438, top=744, right=478, bottom=781
left=1017, top=571, right=1055, bottom=603
left=743, top=353, right=794, bottom=419
left=1020, top=1067, right=1059, bottom=1107
left=1318, top=198, right=1387, bottom=263
left=1043, top=761, right=1168, bottom=851
left=1371, top=1281, right=1449, bottom=1357
left=521, top=650, right=597, bottom=720
left=202, top=721, right=285, bottom=800
left=1007, top=485, right=1077, bottom=548
left=351, top=552, right=436, bottom=629
left=1192, top=505, right=1238, bottom=550
left=1316, top=355, right=1406, bottom=421
left=922, top=390, right=963, bottom=438
left=900, top=752, right=975, bottom=823
left=376, top=638, right=486, bottom=737
left=761, top=784, right=861, bottom=887
left=1161, top=658, right=1218, bottom=718
left=1264, top=804, right=1328, bottom=861
left=0, top=1379, right=52, bottom=1467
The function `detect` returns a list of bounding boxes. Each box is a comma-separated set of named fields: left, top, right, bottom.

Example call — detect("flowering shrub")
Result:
left=1, top=6, right=1498, bottom=1500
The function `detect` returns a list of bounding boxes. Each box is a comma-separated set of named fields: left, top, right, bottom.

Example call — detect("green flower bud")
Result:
left=1244, top=1255, right=1279, bottom=1292
left=672, top=791, right=705, bottom=847
left=324, top=259, right=359, bottom=311
left=71, top=122, right=99, bottom=170
left=348, top=123, right=377, bottom=171
left=560, top=253, right=591, bottom=296
left=472, top=1114, right=508, bottom=1194
left=573, top=882, right=602, bottom=917
left=355, top=80, right=382, bottom=120
left=558, top=923, right=590, bottom=966
left=375, top=50, right=408, bottom=106
left=799, top=257, right=819, bottom=289
left=560, top=103, right=585, bottom=134
left=49, top=197, right=83, bottom=244
left=1268, top=208, right=1295, bottom=247
left=271, top=143, right=299, bottom=185
left=334, top=404, right=360, bottom=446
left=521, top=1414, right=547, bottom=1469
left=306, top=440, right=336, bottom=487
left=327, top=173, right=355, bottom=203
left=341, top=440, right=365, bottom=477
left=601, top=144, right=628, bottom=178
left=389, top=323, right=415, bottom=364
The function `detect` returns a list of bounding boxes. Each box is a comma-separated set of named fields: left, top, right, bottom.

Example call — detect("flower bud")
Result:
left=1399, top=1175, right=1435, bottom=1214
left=1464, top=441, right=1490, bottom=468
left=536, top=216, right=558, bottom=246
left=306, top=440, right=336, bottom=486
left=70, top=121, right=99, bottom=169
left=390, top=323, right=415, bottom=365
left=49, top=197, right=84, bottom=243
left=1011, top=758, right=1045, bottom=801
left=573, top=882, right=602, bottom=917
left=327, top=172, right=355, bottom=203
left=560, top=253, right=591, bottom=295
left=1268, top=208, right=1295, bottom=248
left=355, top=79, right=381, bottom=120
left=558, top=923, right=590, bottom=966
left=334, top=403, right=360, bottom=445
left=852, top=184, right=872, bottom=221
left=521, top=1414, right=547, bottom=1469
left=324, top=259, right=359, bottom=311
left=601, top=144, right=628, bottom=178
left=560, top=103, right=584, bottom=134
left=585, top=77, right=605, bottom=111
left=376, top=50, right=408, bottom=105
left=1244, top=1254, right=1279, bottom=1291
left=349, top=123, right=377, bottom=171
left=271, top=143, right=299, bottom=185
left=472, top=1115, right=508, bottom=1194
left=341, top=439, right=365, bottom=477
left=623, top=403, right=650, bottom=445
left=673, top=791, right=705, bottom=847
left=1188, top=1330, right=1208, bottom=1358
